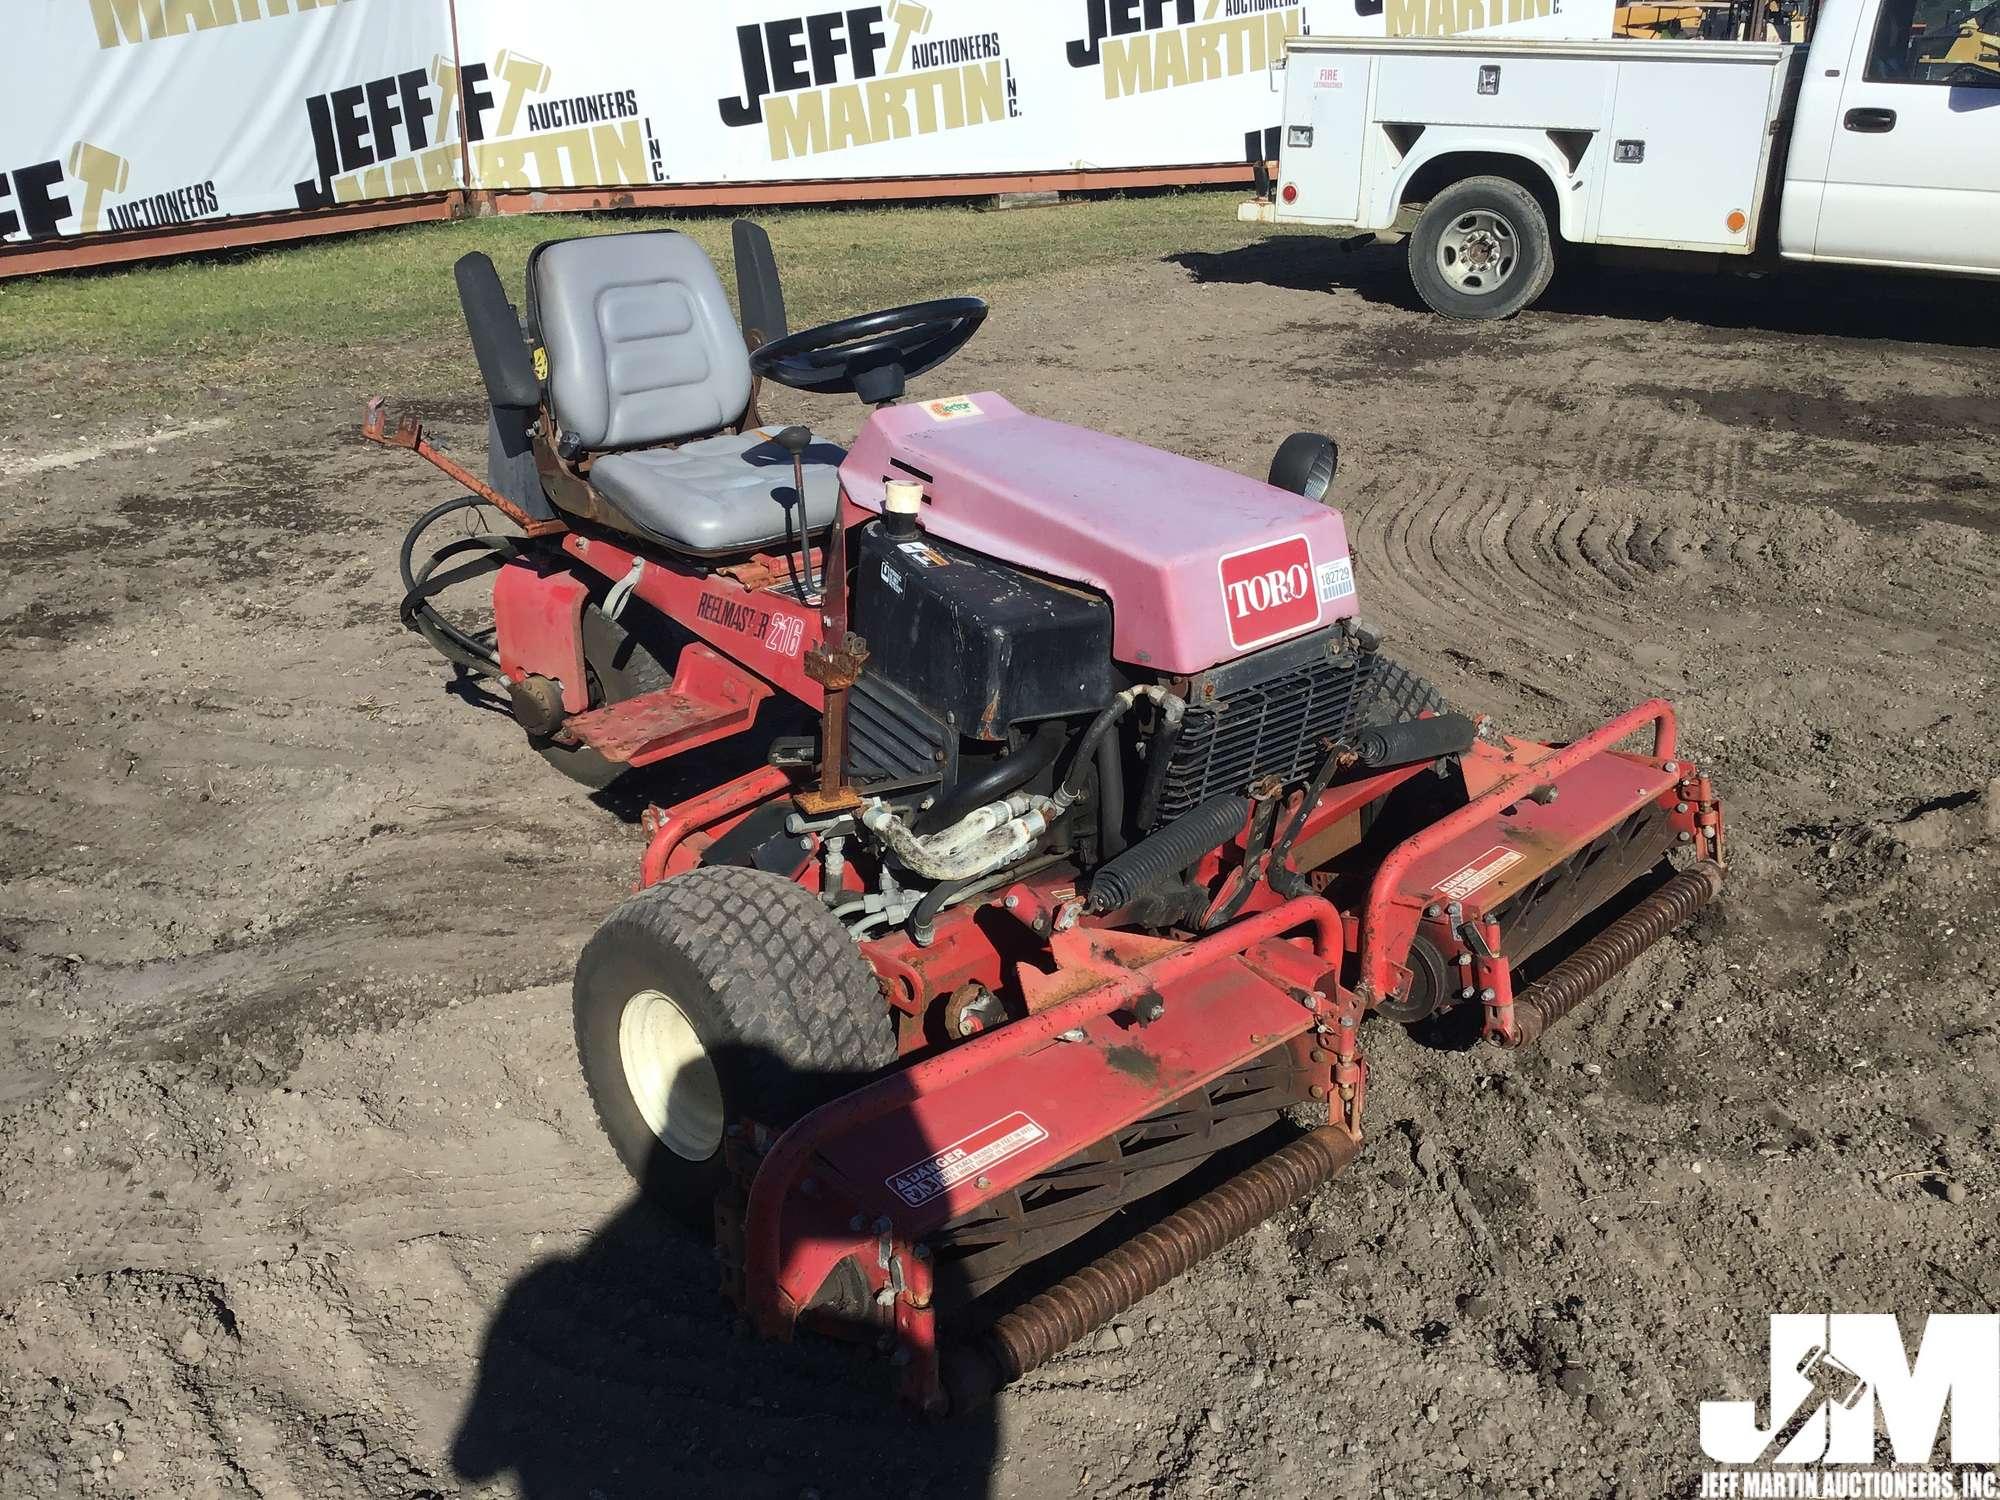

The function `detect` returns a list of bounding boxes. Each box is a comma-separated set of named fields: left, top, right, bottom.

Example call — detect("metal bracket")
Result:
left=796, top=631, right=871, bottom=817
left=361, top=397, right=567, bottom=539
left=603, top=556, right=646, bottom=622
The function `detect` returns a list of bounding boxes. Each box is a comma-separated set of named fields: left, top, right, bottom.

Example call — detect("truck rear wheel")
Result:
left=1408, top=176, right=1555, bottom=321
left=573, top=867, right=897, bottom=1226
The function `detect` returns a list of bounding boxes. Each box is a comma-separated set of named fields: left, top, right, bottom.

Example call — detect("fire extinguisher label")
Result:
left=884, top=1111, right=1049, bottom=1207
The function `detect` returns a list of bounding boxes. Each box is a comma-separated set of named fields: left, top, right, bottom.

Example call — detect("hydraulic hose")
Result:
left=919, top=722, right=1064, bottom=834
left=1096, top=730, right=1127, bottom=860
left=861, top=793, right=1052, bottom=882
left=398, top=495, right=518, bottom=676
left=1132, top=707, right=1186, bottom=833
left=909, top=876, right=974, bottom=947
left=1055, top=686, right=1186, bottom=808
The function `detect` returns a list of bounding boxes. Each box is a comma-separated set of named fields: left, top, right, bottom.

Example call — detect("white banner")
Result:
left=2, top=0, right=1616, bottom=252
left=451, top=0, right=1306, bottom=190
left=1, top=0, right=457, bottom=245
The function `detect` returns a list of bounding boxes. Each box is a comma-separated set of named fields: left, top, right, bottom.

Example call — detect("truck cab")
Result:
left=1782, top=0, right=2000, bottom=273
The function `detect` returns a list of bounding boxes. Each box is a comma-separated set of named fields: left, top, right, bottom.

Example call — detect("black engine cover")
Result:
left=853, top=521, right=1114, bottom=741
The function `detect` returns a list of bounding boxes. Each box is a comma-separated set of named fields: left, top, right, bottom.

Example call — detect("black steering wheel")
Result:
left=750, top=297, right=988, bottom=404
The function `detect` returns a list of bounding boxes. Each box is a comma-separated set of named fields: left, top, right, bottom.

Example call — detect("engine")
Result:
left=849, top=510, right=1387, bottom=834
left=831, top=497, right=1394, bottom=942
left=772, top=391, right=1421, bottom=944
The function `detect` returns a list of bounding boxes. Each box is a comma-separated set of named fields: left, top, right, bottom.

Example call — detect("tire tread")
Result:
left=1369, top=654, right=1451, bottom=724
left=1407, top=174, right=1556, bottom=321
left=572, top=866, right=894, bottom=1209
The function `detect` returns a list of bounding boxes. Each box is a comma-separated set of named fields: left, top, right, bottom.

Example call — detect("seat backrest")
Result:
left=531, top=232, right=752, bottom=451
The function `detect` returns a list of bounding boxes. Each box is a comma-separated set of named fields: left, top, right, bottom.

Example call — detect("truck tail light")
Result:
left=1281, top=183, right=1298, bottom=204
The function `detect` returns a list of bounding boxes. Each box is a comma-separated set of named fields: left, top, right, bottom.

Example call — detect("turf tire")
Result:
left=573, top=866, right=895, bottom=1226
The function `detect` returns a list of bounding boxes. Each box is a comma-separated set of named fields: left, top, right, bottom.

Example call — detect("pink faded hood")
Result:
left=839, top=393, right=1360, bottom=675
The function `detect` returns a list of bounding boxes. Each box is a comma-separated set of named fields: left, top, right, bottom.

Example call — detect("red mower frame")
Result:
left=621, top=691, right=1723, bottom=1412
left=366, top=247, right=1729, bottom=1411
left=365, top=399, right=851, bottom=774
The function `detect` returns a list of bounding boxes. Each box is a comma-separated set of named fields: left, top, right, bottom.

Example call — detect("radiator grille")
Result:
left=1153, top=641, right=1380, bottom=827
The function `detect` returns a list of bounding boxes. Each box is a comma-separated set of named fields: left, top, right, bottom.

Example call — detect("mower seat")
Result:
left=590, top=430, right=844, bottom=555
left=531, top=231, right=843, bottom=554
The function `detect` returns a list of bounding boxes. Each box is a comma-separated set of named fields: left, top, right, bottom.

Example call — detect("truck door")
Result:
left=1811, top=0, right=2000, bottom=269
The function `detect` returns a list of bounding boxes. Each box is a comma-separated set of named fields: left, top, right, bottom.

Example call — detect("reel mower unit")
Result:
left=377, top=222, right=1727, bottom=1414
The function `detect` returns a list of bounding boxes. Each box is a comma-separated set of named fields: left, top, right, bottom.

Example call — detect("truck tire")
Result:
left=1408, top=176, right=1555, bottom=321
left=530, top=604, right=670, bottom=790
left=573, top=867, right=896, bottom=1225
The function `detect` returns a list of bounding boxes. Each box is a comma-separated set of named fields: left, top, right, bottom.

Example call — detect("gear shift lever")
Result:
left=776, top=425, right=816, bottom=598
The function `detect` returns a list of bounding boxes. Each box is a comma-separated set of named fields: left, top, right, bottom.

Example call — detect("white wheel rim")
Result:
left=1437, top=209, right=1520, bottom=294
left=617, top=989, right=725, bottom=1161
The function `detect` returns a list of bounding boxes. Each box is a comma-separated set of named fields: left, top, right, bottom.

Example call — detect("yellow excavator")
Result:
left=1615, top=3, right=1712, bottom=35
left=1915, top=2, right=2000, bottom=78
left=1618, top=0, right=2000, bottom=59
left=1614, top=0, right=1811, bottom=39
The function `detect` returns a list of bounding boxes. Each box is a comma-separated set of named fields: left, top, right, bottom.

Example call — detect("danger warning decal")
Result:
left=1437, top=846, right=1525, bottom=902
left=885, top=1111, right=1048, bottom=1208
left=1218, top=532, right=1321, bottom=651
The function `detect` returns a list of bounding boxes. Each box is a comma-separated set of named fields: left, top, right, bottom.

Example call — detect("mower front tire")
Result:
left=572, top=866, right=896, bottom=1226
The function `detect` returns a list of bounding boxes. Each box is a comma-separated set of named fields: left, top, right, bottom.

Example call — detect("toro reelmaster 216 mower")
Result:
left=378, top=224, right=1725, bottom=1413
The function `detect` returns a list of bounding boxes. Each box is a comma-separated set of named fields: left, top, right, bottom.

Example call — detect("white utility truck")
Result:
left=1241, top=0, right=2000, bottom=317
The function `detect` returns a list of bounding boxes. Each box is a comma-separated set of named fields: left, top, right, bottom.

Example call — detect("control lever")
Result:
left=776, top=425, right=816, bottom=598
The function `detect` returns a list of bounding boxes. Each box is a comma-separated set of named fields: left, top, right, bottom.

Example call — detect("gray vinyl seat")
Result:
left=591, top=431, right=844, bottom=554
left=531, top=231, right=843, bottom=554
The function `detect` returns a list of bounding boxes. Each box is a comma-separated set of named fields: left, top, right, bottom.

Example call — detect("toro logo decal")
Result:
left=1218, top=533, right=1319, bottom=650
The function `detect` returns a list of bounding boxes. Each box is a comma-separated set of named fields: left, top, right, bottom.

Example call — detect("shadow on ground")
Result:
left=451, top=1049, right=1005, bottom=1500
left=450, top=1199, right=1007, bottom=1499
left=1172, top=235, right=2000, bottom=349
left=448, top=1038, right=1324, bottom=1499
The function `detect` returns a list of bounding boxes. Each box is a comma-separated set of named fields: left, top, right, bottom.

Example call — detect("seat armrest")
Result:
left=456, top=253, right=540, bottom=411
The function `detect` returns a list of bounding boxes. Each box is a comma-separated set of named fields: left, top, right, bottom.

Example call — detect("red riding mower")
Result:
left=378, top=223, right=1726, bottom=1414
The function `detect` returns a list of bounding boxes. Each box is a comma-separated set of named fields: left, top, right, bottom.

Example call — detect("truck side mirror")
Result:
left=1268, top=432, right=1339, bottom=502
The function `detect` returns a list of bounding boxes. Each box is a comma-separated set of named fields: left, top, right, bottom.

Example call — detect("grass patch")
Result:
left=0, top=191, right=1299, bottom=404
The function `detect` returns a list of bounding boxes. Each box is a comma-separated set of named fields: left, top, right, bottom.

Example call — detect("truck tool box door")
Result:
left=1283, top=55, right=1375, bottom=222
left=1596, top=48, right=1792, bottom=251
left=1809, top=0, right=2000, bottom=270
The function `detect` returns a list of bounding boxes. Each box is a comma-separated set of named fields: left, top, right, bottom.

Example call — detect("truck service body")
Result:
left=1247, top=0, right=2000, bottom=315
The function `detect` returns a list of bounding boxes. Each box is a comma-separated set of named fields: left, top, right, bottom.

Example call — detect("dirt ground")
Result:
left=1, top=230, right=1997, bottom=1500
